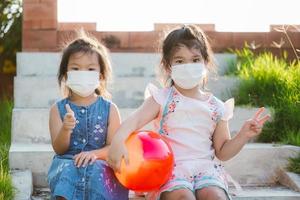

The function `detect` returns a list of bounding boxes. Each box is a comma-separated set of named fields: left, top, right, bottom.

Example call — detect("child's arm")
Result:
left=49, top=104, right=76, bottom=155
left=73, top=103, right=121, bottom=167
left=213, top=107, right=270, bottom=161
left=107, top=96, right=161, bottom=172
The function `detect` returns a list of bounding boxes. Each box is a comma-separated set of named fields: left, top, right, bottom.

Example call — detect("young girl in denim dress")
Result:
left=107, top=25, right=270, bottom=200
left=47, top=32, right=128, bottom=200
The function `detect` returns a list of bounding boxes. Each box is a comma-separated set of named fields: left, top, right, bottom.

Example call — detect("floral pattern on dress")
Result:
left=159, top=88, right=180, bottom=136
left=208, top=97, right=222, bottom=123
left=91, top=115, right=107, bottom=145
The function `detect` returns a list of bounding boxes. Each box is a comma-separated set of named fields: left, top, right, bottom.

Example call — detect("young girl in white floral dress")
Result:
left=108, top=24, right=270, bottom=200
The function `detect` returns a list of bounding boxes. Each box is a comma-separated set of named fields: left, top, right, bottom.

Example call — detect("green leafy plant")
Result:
left=0, top=97, right=14, bottom=199
left=231, top=45, right=300, bottom=174
left=0, top=0, right=22, bottom=74
left=287, top=153, right=300, bottom=174
left=232, top=47, right=299, bottom=141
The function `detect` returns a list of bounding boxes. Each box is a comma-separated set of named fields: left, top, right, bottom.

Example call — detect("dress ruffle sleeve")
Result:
left=144, top=83, right=169, bottom=106
left=221, top=98, right=235, bottom=121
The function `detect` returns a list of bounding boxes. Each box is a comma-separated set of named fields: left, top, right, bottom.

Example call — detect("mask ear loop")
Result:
left=165, top=76, right=173, bottom=87
left=201, top=67, right=209, bottom=91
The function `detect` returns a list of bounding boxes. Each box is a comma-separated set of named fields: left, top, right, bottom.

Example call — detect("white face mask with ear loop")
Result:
left=66, top=71, right=100, bottom=97
left=171, top=63, right=207, bottom=89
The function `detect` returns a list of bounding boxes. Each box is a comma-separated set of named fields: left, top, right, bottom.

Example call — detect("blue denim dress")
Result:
left=47, top=97, right=128, bottom=200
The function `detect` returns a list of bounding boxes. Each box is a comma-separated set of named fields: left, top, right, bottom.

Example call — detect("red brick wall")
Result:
left=58, top=23, right=97, bottom=31
left=22, top=0, right=300, bottom=61
left=23, top=0, right=58, bottom=51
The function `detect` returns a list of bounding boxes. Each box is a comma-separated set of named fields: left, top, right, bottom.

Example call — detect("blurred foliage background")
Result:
left=0, top=0, right=22, bottom=75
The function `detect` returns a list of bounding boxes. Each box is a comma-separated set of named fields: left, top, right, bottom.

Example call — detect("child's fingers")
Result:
left=115, top=160, right=121, bottom=173
left=250, top=126, right=262, bottom=133
left=73, top=152, right=85, bottom=167
left=76, top=154, right=87, bottom=167
left=64, top=122, right=76, bottom=130
left=258, top=114, right=271, bottom=125
left=124, top=150, right=130, bottom=166
left=64, top=120, right=76, bottom=126
left=253, top=107, right=265, bottom=120
left=73, top=154, right=80, bottom=166
left=65, top=112, right=75, bottom=119
left=65, top=104, right=74, bottom=116
left=83, top=155, right=92, bottom=167
left=64, top=125, right=75, bottom=131
left=108, top=159, right=119, bottom=172
left=247, top=119, right=258, bottom=128
left=90, top=155, right=97, bottom=165
left=108, top=157, right=121, bottom=173
left=64, top=113, right=76, bottom=126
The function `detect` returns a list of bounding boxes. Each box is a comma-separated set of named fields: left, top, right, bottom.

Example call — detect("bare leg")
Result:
left=196, top=186, right=228, bottom=200
left=161, top=188, right=196, bottom=200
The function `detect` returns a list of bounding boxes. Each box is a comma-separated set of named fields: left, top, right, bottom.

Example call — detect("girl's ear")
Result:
left=166, top=67, right=171, bottom=75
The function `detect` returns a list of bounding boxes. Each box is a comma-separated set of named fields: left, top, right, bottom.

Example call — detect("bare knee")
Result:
left=196, top=187, right=227, bottom=200
left=161, top=189, right=196, bottom=200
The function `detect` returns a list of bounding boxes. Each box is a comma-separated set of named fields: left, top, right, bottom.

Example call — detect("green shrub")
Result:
left=287, top=152, right=300, bottom=174
left=231, top=47, right=300, bottom=174
left=231, top=48, right=300, bottom=144
left=0, top=97, right=14, bottom=199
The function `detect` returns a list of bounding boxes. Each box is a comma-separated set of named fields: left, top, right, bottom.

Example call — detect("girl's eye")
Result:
left=88, top=68, right=96, bottom=71
left=193, top=58, right=201, bottom=63
left=175, top=60, right=183, bottom=64
left=70, top=67, right=79, bottom=70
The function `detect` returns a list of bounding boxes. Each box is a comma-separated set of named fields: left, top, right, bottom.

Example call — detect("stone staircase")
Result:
left=10, top=52, right=300, bottom=199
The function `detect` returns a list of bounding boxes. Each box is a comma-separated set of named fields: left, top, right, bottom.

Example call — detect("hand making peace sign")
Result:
left=239, top=107, right=271, bottom=139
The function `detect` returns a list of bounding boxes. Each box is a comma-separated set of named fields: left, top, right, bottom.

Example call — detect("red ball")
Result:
left=115, top=130, right=174, bottom=191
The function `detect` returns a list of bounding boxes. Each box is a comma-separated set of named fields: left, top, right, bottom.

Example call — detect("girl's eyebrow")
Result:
left=173, top=55, right=184, bottom=59
left=87, top=63, right=99, bottom=66
left=192, top=55, right=202, bottom=58
left=67, top=62, right=80, bottom=66
left=67, top=62, right=98, bottom=66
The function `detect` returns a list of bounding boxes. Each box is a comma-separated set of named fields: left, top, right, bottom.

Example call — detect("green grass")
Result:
left=230, top=47, right=300, bottom=174
left=287, top=153, right=300, bottom=174
left=226, top=47, right=255, bottom=76
left=0, top=97, right=14, bottom=200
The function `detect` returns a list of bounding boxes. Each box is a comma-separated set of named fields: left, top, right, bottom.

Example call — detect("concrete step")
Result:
left=11, top=108, right=143, bottom=144
left=130, top=186, right=300, bottom=200
left=224, top=144, right=300, bottom=186
left=11, top=170, right=32, bottom=200
left=14, top=76, right=239, bottom=108
left=9, top=143, right=300, bottom=187
left=230, top=186, right=300, bottom=200
left=17, top=52, right=236, bottom=77
left=9, top=143, right=54, bottom=187
left=29, top=186, right=300, bottom=200
left=11, top=107, right=268, bottom=144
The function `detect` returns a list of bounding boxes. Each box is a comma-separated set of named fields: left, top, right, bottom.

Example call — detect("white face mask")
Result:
left=171, top=63, right=207, bottom=89
left=66, top=71, right=100, bottom=97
